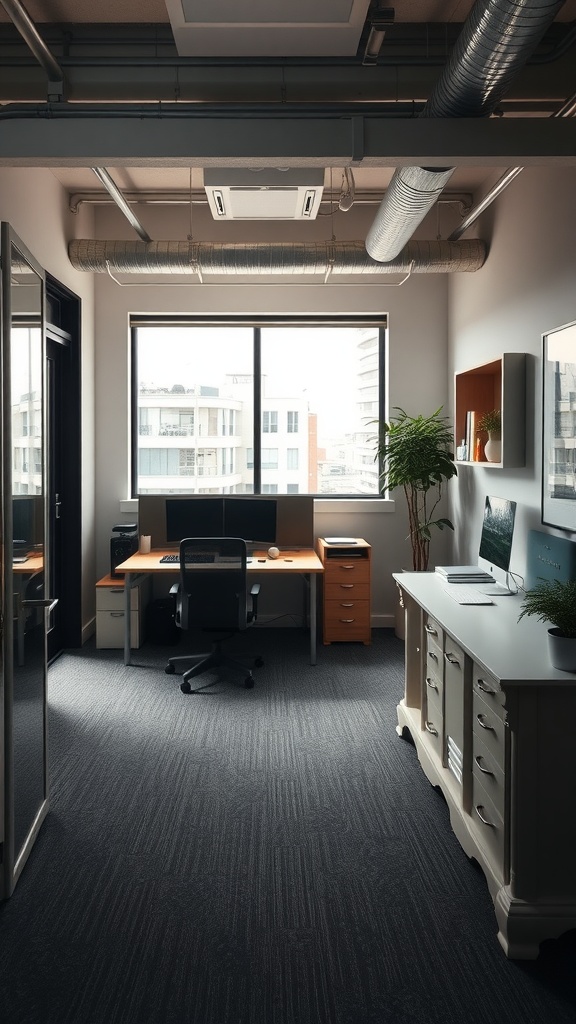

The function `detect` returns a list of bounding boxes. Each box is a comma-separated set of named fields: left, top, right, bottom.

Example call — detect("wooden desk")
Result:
left=115, top=548, right=324, bottom=666
left=13, top=554, right=44, bottom=666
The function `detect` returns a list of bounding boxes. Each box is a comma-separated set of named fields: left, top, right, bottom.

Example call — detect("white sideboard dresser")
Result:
left=394, top=571, right=576, bottom=959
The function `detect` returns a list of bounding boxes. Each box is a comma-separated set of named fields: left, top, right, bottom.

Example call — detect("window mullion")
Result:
left=253, top=327, right=261, bottom=493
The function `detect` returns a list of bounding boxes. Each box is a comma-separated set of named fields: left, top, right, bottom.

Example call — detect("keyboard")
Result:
left=442, top=584, right=494, bottom=605
left=159, top=553, right=215, bottom=564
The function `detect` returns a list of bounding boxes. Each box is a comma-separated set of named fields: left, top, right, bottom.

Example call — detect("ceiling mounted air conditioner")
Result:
left=204, top=169, right=325, bottom=220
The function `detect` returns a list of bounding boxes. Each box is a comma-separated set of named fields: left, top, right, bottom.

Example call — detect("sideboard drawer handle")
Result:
left=424, top=624, right=438, bottom=636
left=444, top=652, right=460, bottom=666
left=476, top=713, right=494, bottom=731
left=425, top=721, right=438, bottom=736
left=426, top=677, right=438, bottom=691
left=475, top=804, right=496, bottom=827
left=477, top=679, right=497, bottom=695
left=428, top=651, right=438, bottom=663
left=474, top=755, right=494, bottom=776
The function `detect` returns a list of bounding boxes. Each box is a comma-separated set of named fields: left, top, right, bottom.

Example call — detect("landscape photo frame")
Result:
left=542, top=321, right=576, bottom=533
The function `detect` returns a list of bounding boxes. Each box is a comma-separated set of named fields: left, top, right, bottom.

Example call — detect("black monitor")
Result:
left=13, top=495, right=43, bottom=552
left=223, top=497, right=277, bottom=545
left=165, top=497, right=224, bottom=543
left=478, top=495, right=517, bottom=594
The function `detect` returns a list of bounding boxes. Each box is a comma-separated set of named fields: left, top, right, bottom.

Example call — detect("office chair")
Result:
left=164, top=536, right=263, bottom=693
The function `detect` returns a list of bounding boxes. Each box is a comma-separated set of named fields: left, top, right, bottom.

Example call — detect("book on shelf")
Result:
left=465, top=410, right=481, bottom=459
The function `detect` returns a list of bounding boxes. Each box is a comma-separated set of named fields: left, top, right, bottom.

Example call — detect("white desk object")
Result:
left=394, top=570, right=576, bottom=960
left=115, top=548, right=324, bottom=666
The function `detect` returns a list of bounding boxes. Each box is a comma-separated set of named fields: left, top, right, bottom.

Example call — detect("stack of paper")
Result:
left=435, top=565, right=494, bottom=583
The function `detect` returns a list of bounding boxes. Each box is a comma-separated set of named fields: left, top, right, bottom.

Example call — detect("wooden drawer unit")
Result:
left=95, top=574, right=151, bottom=649
left=317, top=538, right=371, bottom=644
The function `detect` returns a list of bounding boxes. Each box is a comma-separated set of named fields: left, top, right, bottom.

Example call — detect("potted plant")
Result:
left=478, top=409, right=501, bottom=463
left=374, top=406, right=457, bottom=571
left=518, top=578, right=576, bottom=671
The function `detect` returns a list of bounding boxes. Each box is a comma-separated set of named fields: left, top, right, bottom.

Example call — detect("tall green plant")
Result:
left=375, top=407, right=457, bottom=571
left=518, top=578, right=576, bottom=638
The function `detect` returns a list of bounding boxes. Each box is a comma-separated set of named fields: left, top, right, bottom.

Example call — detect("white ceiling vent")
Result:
left=204, top=169, right=325, bottom=220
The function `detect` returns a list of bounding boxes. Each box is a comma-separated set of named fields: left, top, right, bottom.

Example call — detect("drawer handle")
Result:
left=340, top=565, right=356, bottom=570
left=110, top=611, right=125, bottom=618
left=339, top=618, right=355, bottom=623
left=474, top=755, right=494, bottom=776
left=111, top=588, right=124, bottom=594
left=339, top=584, right=354, bottom=589
left=477, top=679, right=497, bottom=695
left=444, top=652, right=460, bottom=666
left=425, top=721, right=438, bottom=736
left=426, top=677, right=438, bottom=691
left=340, top=602, right=354, bottom=607
left=424, top=624, right=438, bottom=636
left=476, top=713, right=494, bottom=731
left=428, top=651, right=438, bottom=663
left=475, top=804, right=496, bottom=827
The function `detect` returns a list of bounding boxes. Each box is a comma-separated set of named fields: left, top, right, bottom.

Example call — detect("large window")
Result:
left=131, top=317, right=386, bottom=496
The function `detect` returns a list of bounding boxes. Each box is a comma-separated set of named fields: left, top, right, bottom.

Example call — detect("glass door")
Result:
left=1, top=224, right=50, bottom=898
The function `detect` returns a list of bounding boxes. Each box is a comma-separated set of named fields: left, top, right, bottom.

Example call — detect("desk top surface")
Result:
left=395, top=571, right=576, bottom=685
left=13, top=554, right=44, bottom=574
left=116, top=547, right=324, bottom=575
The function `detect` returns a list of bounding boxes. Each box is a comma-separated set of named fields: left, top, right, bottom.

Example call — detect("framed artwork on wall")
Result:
left=542, top=321, right=576, bottom=533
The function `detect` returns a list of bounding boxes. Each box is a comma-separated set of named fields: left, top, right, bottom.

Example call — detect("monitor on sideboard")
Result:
left=477, top=494, right=517, bottom=595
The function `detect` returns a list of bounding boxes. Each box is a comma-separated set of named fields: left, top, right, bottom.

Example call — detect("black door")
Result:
left=45, top=279, right=82, bottom=662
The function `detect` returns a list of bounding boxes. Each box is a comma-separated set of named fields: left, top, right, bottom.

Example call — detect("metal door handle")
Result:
left=22, top=597, right=58, bottom=613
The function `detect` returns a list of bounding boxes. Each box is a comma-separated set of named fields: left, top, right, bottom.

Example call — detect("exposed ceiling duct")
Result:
left=365, top=0, right=567, bottom=263
left=68, top=238, right=487, bottom=276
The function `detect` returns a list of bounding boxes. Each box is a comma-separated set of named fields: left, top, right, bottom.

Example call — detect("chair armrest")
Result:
left=169, top=582, right=179, bottom=595
left=249, top=582, right=260, bottom=622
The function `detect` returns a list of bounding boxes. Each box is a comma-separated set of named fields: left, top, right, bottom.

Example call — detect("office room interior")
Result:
left=1, top=1, right=576, bottom=1015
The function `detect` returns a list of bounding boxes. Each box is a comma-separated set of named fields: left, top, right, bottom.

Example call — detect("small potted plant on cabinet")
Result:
left=374, top=406, right=457, bottom=572
left=478, top=409, right=501, bottom=463
left=518, top=578, right=576, bottom=671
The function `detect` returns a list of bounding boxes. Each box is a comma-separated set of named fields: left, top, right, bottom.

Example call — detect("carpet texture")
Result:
left=1, top=628, right=575, bottom=1024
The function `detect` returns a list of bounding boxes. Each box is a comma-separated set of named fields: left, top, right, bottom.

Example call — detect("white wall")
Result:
left=91, top=200, right=451, bottom=624
left=449, top=167, right=576, bottom=581
left=0, top=168, right=97, bottom=635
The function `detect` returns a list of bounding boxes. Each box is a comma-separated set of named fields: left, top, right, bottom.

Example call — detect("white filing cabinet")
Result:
left=95, top=574, right=151, bottom=649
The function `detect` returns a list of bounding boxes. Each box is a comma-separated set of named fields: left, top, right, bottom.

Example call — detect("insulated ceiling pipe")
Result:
left=68, top=238, right=487, bottom=276
left=365, top=0, right=566, bottom=263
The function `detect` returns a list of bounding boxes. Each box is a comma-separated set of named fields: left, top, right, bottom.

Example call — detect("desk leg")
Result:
left=124, top=572, right=132, bottom=666
left=309, top=574, right=317, bottom=666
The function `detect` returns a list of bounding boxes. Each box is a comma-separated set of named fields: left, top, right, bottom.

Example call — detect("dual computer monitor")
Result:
left=166, top=496, right=277, bottom=546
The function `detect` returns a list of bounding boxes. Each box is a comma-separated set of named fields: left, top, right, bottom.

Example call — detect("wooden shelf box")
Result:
left=454, top=353, right=526, bottom=468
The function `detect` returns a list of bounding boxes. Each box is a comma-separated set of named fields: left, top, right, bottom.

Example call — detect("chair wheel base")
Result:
left=244, top=675, right=255, bottom=689
left=180, top=680, right=192, bottom=694
left=254, top=657, right=264, bottom=668
left=165, top=663, right=175, bottom=675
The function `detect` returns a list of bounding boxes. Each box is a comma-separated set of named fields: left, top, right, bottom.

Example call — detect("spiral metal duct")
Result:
left=68, top=238, right=487, bottom=276
left=365, top=0, right=566, bottom=263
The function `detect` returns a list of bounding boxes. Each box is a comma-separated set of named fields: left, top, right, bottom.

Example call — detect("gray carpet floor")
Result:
left=1, top=627, right=575, bottom=1024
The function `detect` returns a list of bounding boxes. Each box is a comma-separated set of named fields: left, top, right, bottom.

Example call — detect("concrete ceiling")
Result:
left=1, top=0, right=575, bottom=210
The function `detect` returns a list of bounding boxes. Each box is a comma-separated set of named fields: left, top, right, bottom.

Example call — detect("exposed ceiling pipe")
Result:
left=91, top=168, right=152, bottom=243
left=0, top=0, right=65, bottom=99
left=365, top=0, right=566, bottom=263
left=448, top=88, right=576, bottom=241
left=68, top=238, right=487, bottom=276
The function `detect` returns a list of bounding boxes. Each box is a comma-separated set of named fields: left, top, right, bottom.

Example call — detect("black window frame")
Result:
left=130, top=314, right=387, bottom=498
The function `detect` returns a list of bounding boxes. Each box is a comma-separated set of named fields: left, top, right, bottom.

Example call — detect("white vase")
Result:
left=484, top=432, right=501, bottom=463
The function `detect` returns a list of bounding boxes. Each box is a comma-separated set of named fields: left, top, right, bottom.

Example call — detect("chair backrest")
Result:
left=178, top=536, right=248, bottom=632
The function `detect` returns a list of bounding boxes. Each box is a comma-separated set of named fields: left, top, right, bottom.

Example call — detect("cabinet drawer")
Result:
left=473, top=691, right=506, bottom=771
left=96, top=584, right=141, bottom=612
left=473, top=664, right=505, bottom=720
left=324, top=582, right=370, bottom=601
left=324, top=559, right=370, bottom=584
left=471, top=774, right=505, bottom=876
left=323, top=618, right=371, bottom=642
left=472, top=733, right=505, bottom=819
left=425, top=675, right=443, bottom=720
left=424, top=668, right=443, bottom=705
left=422, top=705, right=443, bottom=761
left=96, top=609, right=141, bottom=649
left=423, top=614, right=443, bottom=649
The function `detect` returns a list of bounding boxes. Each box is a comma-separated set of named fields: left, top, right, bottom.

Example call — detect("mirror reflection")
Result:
left=10, top=244, right=46, bottom=860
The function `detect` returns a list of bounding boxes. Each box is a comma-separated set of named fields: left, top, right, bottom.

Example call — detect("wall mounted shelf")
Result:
left=454, top=353, right=526, bottom=469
